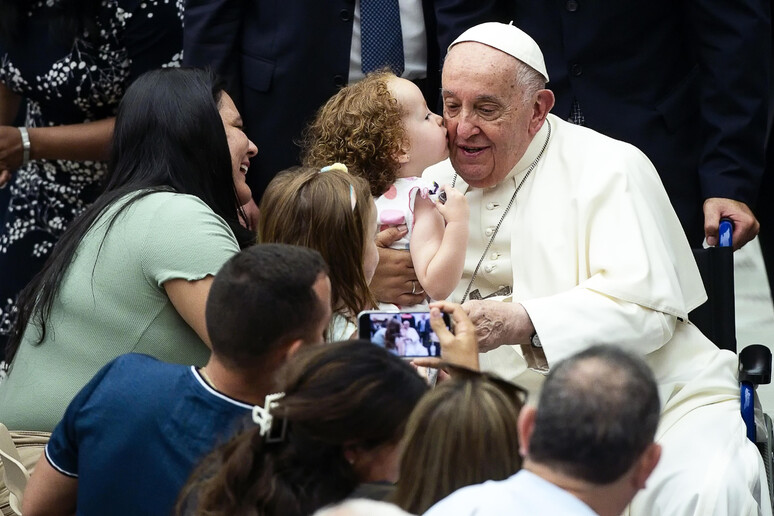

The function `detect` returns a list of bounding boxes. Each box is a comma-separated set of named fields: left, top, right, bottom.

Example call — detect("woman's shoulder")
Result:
left=130, top=190, right=213, bottom=212
left=116, top=191, right=234, bottom=238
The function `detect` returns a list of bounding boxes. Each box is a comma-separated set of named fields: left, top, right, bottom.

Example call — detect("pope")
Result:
left=421, top=22, right=770, bottom=516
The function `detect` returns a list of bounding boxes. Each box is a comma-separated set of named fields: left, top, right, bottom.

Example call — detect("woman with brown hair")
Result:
left=259, top=164, right=378, bottom=341
left=177, top=340, right=428, bottom=516
left=391, top=365, right=526, bottom=514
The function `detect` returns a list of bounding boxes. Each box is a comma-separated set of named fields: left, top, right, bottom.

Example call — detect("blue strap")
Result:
left=741, top=381, right=756, bottom=442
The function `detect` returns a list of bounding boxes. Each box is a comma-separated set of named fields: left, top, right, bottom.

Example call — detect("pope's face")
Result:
left=442, top=43, right=536, bottom=189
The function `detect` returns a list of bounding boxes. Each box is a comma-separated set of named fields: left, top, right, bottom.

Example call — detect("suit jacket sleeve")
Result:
left=690, top=0, right=771, bottom=205
left=183, top=0, right=246, bottom=105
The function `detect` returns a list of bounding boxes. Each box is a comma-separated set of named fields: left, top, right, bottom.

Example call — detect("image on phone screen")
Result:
left=358, top=311, right=447, bottom=358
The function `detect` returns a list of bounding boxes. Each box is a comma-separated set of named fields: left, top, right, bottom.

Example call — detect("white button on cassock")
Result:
left=486, top=202, right=500, bottom=210
left=484, top=227, right=494, bottom=236
left=490, top=252, right=499, bottom=260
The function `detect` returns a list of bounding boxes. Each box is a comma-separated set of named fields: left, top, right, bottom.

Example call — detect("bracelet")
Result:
left=17, top=127, right=30, bottom=165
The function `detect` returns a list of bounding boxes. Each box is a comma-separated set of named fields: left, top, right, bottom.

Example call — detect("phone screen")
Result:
left=357, top=311, right=448, bottom=358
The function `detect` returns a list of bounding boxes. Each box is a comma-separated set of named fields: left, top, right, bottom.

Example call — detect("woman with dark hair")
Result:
left=177, top=340, right=428, bottom=516
left=0, top=67, right=257, bottom=433
left=0, top=0, right=192, bottom=360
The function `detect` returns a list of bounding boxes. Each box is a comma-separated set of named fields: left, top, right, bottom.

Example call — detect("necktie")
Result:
left=360, top=0, right=405, bottom=76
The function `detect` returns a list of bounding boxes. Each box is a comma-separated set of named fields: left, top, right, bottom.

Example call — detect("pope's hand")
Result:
left=703, top=197, right=759, bottom=250
left=370, top=225, right=426, bottom=306
left=462, top=300, right=534, bottom=352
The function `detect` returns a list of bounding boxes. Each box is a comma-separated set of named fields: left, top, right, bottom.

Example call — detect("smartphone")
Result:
left=357, top=310, right=451, bottom=358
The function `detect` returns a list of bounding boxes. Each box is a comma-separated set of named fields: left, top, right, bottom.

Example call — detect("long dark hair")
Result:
left=6, top=67, right=249, bottom=364
left=0, top=0, right=99, bottom=47
left=177, top=340, right=428, bottom=516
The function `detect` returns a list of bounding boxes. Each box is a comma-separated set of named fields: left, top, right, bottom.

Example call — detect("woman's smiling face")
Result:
left=219, top=92, right=258, bottom=204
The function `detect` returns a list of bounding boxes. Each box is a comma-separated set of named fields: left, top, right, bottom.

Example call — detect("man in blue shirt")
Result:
left=22, top=244, right=333, bottom=516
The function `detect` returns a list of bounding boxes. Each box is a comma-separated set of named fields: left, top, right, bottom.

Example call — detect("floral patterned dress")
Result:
left=0, top=0, right=184, bottom=356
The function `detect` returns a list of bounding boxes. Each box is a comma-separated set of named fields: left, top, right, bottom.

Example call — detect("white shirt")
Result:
left=424, top=470, right=598, bottom=516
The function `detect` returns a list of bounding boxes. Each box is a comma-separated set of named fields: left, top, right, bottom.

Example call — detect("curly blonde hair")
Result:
left=301, top=70, right=406, bottom=197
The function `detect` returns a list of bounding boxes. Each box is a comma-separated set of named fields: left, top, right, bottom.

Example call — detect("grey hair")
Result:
left=514, top=59, right=546, bottom=104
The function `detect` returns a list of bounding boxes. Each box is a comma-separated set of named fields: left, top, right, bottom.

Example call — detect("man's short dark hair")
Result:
left=528, top=345, right=660, bottom=484
left=205, top=244, right=329, bottom=368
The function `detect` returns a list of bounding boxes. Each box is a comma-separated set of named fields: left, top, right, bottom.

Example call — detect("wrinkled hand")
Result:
left=703, top=197, right=759, bottom=250
left=0, top=126, right=23, bottom=173
left=435, top=184, right=469, bottom=224
left=462, top=300, right=534, bottom=353
left=370, top=225, right=426, bottom=306
left=412, top=301, right=480, bottom=372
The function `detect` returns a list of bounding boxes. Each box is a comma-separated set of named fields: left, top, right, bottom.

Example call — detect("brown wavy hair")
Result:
left=258, top=166, right=377, bottom=336
left=176, top=340, right=428, bottom=516
left=301, top=70, right=406, bottom=197
left=391, top=373, right=525, bottom=514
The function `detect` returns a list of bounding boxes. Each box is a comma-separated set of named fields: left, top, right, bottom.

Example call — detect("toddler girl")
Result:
left=303, top=70, right=469, bottom=304
left=258, top=164, right=378, bottom=341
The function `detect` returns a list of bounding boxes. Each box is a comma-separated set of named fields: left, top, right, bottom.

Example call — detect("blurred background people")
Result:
left=0, top=0, right=187, bottom=360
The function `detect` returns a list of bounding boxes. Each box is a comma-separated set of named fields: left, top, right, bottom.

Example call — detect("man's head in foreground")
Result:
left=520, top=345, right=662, bottom=516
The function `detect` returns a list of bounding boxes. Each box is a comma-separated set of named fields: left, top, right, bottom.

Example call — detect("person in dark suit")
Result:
left=757, top=1, right=774, bottom=300
left=183, top=0, right=505, bottom=201
left=509, top=0, right=770, bottom=250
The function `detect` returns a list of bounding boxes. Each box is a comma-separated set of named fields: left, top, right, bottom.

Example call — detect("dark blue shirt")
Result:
left=46, top=353, right=253, bottom=515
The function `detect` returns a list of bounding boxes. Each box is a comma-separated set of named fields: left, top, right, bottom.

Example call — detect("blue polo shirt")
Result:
left=45, top=353, right=253, bottom=515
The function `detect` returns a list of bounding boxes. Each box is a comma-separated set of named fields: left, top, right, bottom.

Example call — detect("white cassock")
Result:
left=425, top=113, right=770, bottom=516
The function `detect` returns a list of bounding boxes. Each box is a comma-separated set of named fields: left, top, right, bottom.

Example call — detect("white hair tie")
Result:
left=252, top=392, right=287, bottom=443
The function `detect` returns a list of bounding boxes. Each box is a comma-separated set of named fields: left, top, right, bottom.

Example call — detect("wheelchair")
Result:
left=689, top=219, right=774, bottom=509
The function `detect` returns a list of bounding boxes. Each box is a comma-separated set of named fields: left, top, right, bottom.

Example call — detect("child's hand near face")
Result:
left=435, top=185, right=469, bottom=225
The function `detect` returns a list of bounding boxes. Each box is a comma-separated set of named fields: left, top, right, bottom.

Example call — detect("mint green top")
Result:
left=0, top=192, right=240, bottom=432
